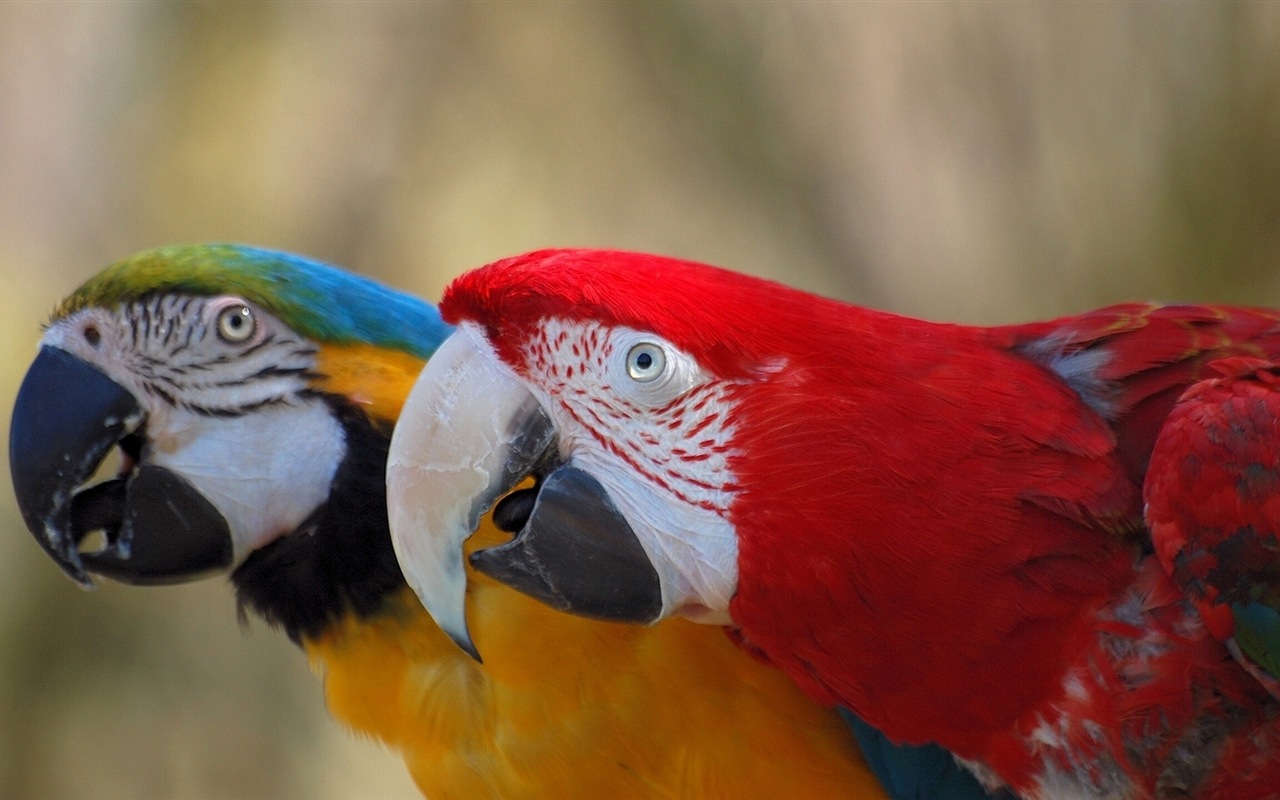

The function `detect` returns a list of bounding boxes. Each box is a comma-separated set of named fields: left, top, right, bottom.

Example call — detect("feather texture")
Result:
left=441, top=248, right=1280, bottom=798
left=57, top=244, right=450, bottom=359
left=308, top=546, right=884, bottom=799
left=1146, top=356, right=1280, bottom=700
left=44, top=245, right=896, bottom=800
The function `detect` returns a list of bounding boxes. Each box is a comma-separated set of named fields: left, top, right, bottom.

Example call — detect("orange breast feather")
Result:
left=305, top=521, right=884, bottom=800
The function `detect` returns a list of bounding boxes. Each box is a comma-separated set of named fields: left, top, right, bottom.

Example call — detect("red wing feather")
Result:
left=1146, top=357, right=1280, bottom=698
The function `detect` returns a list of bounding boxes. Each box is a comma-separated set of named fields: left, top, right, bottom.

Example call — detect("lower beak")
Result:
left=387, top=326, right=661, bottom=661
left=9, top=346, right=233, bottom=586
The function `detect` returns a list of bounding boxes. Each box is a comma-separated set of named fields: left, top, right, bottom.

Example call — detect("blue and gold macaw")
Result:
left=9, top=244, right=995, bottom=800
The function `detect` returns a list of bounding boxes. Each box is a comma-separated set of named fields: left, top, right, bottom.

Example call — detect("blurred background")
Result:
left=2, top=3, right=1279, bottom=799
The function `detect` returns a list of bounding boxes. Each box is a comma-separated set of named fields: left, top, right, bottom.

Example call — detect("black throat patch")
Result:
left=231, top=397, right=406, bottom=643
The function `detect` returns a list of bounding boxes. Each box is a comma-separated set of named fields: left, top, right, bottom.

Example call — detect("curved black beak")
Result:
left=472, top=465, right=662, bottom=623
left=9, top=346, right=233, bottom=586
left=387, top=327, right=664, bottom=660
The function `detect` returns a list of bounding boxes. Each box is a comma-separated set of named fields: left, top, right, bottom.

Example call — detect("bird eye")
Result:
left=216, top=304, right=256, bottom=343
left=626, top=342, right=666, bottom=382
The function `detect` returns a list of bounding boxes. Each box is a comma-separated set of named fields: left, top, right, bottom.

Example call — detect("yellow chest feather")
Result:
left=304, top=527, right=886, bottom=799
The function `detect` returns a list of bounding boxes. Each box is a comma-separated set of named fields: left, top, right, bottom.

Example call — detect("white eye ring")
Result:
left=216, top=304, right=256, bottom=343
left=626, top=342, right=666, bottom=382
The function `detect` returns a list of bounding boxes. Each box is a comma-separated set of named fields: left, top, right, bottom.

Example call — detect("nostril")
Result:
left=83, top=325, right=101, bottom=347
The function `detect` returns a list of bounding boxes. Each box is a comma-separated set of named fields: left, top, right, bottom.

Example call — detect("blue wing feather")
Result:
left=840, top=709, right=1011, bottom=800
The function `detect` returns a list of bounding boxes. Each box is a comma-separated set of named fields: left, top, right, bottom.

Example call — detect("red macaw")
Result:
left=387, top=248, right=1280, bottom=799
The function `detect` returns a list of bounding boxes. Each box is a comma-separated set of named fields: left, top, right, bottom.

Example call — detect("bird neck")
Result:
left=232, top=397, right=405, bottom=643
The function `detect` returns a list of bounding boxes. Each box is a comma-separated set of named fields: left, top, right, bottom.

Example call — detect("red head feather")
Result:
left=438, top=248, right=1280, bottom=794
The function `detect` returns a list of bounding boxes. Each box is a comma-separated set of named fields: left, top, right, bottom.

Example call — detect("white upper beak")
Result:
left=386, top=323, right=554, bottom=659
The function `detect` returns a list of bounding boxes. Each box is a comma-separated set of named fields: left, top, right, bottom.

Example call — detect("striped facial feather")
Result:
left=42, top=293, right=345, bottom=562
left=521, top=318, right=740, bottom=515
left=47, top=294, right=318, bottom=417
left=510, top=317, right=743, bottom=619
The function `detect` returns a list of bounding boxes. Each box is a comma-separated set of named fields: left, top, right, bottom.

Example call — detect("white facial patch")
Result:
left=146, top=400, right=345, bottom=561
left=522, top=319, right=744, bottom=622
left=42, top=296, right=342, bottom=564
left=574, top=445, right=739, bottom=623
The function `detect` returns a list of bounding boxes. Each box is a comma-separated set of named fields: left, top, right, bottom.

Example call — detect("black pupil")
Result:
left=636, top=352, right=652, bottom=370
left=228, top=310, right=245, bottom=329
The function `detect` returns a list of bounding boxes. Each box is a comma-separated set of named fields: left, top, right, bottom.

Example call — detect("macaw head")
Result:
left=387, top=248, right=853, bottom=657
left=11, top=245, right=448, bottom=635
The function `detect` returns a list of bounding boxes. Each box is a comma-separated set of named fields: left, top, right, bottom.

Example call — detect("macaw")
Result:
left=388, top=247, right=1280, bottom=800
left=9, top=244, right=905, bottom=799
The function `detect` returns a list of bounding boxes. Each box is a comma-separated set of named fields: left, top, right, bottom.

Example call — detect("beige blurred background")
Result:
left=2, top=3, right=1279, bottom=799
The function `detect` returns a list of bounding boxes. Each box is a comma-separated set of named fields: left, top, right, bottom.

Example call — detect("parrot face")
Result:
left=389, top=248, right=815, bottom=655
left=11, top=244, right=446, bottom=604
left=388, top=315, right=743, bottom=653
left=14, top=292, right=343, bottom=585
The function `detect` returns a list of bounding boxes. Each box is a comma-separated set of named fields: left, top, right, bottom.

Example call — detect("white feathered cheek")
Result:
left=550, top=327, right=741, bottom=625
left=383, top=319, right=740, bottom=658
left=147, top=402, right=346, bottom=562
left=12, top=294, right=330, bottom=587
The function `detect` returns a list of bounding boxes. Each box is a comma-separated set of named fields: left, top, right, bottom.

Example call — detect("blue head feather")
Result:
left=58, top=243, right=452, bottom=359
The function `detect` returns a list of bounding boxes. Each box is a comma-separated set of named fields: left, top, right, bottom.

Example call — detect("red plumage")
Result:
left=442, top=249, right=1280, bottom=798
left=1146, top=357, right=1280, bottom=702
